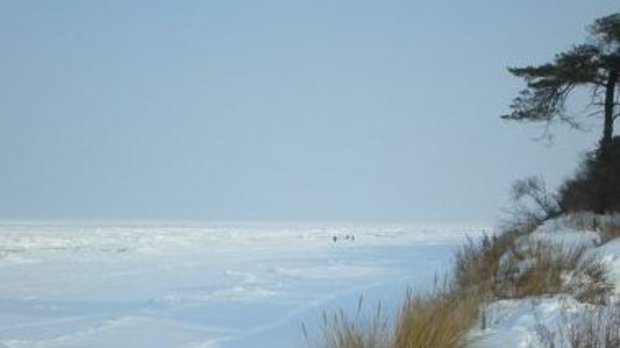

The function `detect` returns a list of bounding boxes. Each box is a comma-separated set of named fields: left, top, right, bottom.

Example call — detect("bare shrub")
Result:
left=506, top=176, right=561, bottom=228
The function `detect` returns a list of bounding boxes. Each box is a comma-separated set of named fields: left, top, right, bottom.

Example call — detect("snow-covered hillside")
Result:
left=468, top=214, right=620, bottom=347
left=0, top=222, right=482, bottom=348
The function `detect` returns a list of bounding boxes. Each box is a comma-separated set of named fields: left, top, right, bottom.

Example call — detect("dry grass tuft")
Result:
left=599, top=218, right=620, bottom=244
left=495, top=242, right=612, bottom=304
left=312, top=297, right=392, bottom=348
left=394, top=286, right=479, bottom=348
left=453, top=230, right=521, bottom=301
left=566, top=212, right=620, bottom=244
left=313, top=213, right=615, bottom=348
left=453, top=227, right=612, bottom=305
left=566, top=305, right=620, bottom=348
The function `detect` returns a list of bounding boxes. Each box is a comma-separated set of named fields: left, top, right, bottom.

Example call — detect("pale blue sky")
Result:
left=1, top=1, right=618, bottom=222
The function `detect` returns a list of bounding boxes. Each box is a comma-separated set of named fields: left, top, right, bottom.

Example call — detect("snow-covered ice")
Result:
left=5, top=218, right=617, bottom=348
left=0, top=222, right=483, bottom=348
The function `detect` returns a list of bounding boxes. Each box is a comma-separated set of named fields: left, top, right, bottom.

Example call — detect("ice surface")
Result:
left=0, top=222, right=482, bottom=348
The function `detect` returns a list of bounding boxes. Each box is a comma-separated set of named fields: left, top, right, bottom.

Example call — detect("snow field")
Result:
left=0, top=222, right=482, bottom=348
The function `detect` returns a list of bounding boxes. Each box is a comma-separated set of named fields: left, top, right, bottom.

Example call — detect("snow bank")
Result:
left=467, top=214, right=620, bottom=347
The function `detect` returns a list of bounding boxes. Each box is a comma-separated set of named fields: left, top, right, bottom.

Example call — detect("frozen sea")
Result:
left=0, top=222, right=485, bottom=348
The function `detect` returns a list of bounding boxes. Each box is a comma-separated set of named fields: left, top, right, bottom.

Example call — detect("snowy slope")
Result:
left=467, top=214, right=620, bottom=348
left=0, top=222, right=483, bottom=348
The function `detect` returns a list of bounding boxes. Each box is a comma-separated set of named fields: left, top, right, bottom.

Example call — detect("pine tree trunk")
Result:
left=598, top=68, right=618, bottom=213
left=601, top=69, right=618, bottom=161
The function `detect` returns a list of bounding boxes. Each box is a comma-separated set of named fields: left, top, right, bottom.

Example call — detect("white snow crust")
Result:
left=3, top=216, right=617, bottom=348
left=0, top=222, right=482, bottom=348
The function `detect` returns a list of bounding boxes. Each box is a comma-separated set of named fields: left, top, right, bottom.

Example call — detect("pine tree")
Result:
left=503, top=14, right=620, bottom=213
left=503, top=13, right=619, bottom=161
